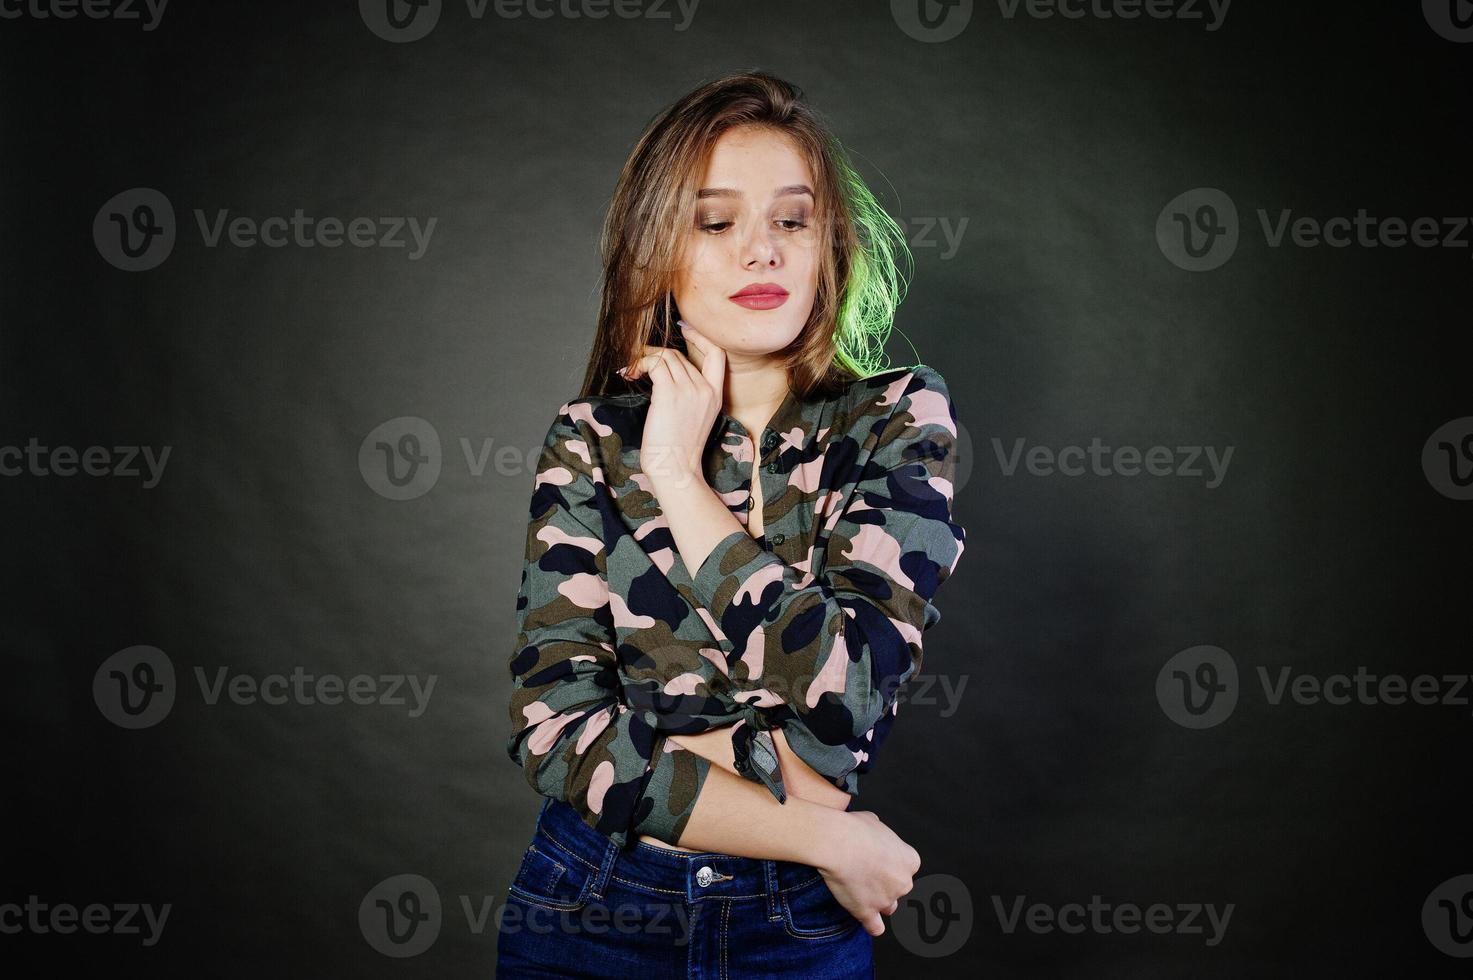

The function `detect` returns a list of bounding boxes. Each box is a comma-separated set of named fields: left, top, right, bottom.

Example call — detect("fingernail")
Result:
left=678, top=319, right=690, bottom=330
left=616, top=366, right=627, bottom=376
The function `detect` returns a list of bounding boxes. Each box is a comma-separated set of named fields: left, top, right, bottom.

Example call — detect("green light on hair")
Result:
left=830, top=153, right=919, bottom=378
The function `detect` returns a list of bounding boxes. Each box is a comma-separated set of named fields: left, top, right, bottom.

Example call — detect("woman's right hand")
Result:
left=814, top=809, right=921, bottom=937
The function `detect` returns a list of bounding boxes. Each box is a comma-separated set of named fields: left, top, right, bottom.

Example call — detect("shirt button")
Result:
left=770, top=533, right=785, bottom=546
left=765, top=462, right=779, bottom=474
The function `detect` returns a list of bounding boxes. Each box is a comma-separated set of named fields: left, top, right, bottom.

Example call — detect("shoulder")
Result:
left=542, top=391, right=646, bottom=439
left=842, top=363, right=957, bottom=435
left=535, top=393, right=647, bottom=475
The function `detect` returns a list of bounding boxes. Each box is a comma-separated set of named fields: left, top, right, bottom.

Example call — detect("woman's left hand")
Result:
left=619, top=321, right=727, bottom=489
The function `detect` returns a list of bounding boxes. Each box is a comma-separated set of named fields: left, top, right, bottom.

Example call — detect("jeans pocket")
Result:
left=781, top=876, right=861, bottom=940
left=508, top=835, right=592, bottom=912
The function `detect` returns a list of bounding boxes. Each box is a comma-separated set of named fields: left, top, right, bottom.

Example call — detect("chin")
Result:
left=727, top=333, right=806, bottom=356
left=716, top=315, right=808, bottom=346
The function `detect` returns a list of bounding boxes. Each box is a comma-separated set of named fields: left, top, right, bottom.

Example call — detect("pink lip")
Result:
left=729, top=282, right=789, bottom=309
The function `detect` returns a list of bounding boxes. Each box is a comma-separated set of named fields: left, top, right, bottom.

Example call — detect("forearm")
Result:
left=649, top=470, right=744, bottom=585
left=672, top=759, right=848, bottom=867
left=670, top=727, right=851, bottom=811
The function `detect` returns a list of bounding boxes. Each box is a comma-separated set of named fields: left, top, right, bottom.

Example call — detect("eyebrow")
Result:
left=696, top=184, right=814, bottom=200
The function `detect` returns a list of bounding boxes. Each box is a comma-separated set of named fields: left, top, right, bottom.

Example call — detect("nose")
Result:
left=742, top=219, right=781, bottom=268
left=744, top=245, right=779, bottom=268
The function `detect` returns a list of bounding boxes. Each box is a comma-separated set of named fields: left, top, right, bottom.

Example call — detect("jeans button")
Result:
left=696, top=866, right=715, bottom=887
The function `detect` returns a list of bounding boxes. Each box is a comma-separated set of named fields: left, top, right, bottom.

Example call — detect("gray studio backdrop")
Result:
left=3, top=1, right=1471, bottom=977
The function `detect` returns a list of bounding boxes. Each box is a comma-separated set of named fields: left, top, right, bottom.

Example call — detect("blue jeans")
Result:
left=496, top=798, right=875, bottom=978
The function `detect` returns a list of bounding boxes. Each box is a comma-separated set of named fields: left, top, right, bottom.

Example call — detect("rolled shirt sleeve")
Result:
left=689, top=365, right=967, bottom=786
left=506, top=409, right=713, bottom=849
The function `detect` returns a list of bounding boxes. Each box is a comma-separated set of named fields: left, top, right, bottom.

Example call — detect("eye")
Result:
left=777, top=218, right=808, bottom=231
left=700, top=221, right=732, bottom=234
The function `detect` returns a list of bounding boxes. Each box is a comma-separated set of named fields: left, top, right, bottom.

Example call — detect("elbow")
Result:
left=841, top=623, right=918, bottom=739
left=507, top=726, right=571, bottom=805
left=847, top=689, right=891, bottom=741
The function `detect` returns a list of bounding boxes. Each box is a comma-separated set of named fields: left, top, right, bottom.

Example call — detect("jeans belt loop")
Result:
left=589, top=831, right=620, bottom=901
left=762, top=858, right=783, bottom=921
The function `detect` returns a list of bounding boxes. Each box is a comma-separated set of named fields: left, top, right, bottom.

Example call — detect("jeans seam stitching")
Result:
left=537, top=826, right=602, bottom=873
left=608, top=873, right=685, bottom=896
left=721, top=898, right=730, bottom=980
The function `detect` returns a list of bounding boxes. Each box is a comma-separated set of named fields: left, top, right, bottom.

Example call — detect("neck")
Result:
left=686, top=344, right=789, bottom=435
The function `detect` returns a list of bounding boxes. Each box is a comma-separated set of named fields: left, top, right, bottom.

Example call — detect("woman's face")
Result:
left=671, top=125, right=820, bottom=359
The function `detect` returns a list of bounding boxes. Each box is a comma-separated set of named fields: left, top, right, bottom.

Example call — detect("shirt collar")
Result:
left=714, top=381, right=825, bottom=457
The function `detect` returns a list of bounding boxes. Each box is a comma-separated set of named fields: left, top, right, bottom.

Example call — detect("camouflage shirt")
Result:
left=505, top=362, right=967, bottom=849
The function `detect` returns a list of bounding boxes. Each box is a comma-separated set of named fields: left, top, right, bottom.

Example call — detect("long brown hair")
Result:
left=578, top=70, right=913, bottom=402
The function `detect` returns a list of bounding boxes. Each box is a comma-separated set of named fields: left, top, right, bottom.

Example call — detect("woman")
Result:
left=497, top=70, right=966, bottom=978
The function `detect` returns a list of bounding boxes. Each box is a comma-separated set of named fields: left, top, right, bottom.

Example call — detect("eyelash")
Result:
left=700, top=218, right=809, bottom=234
